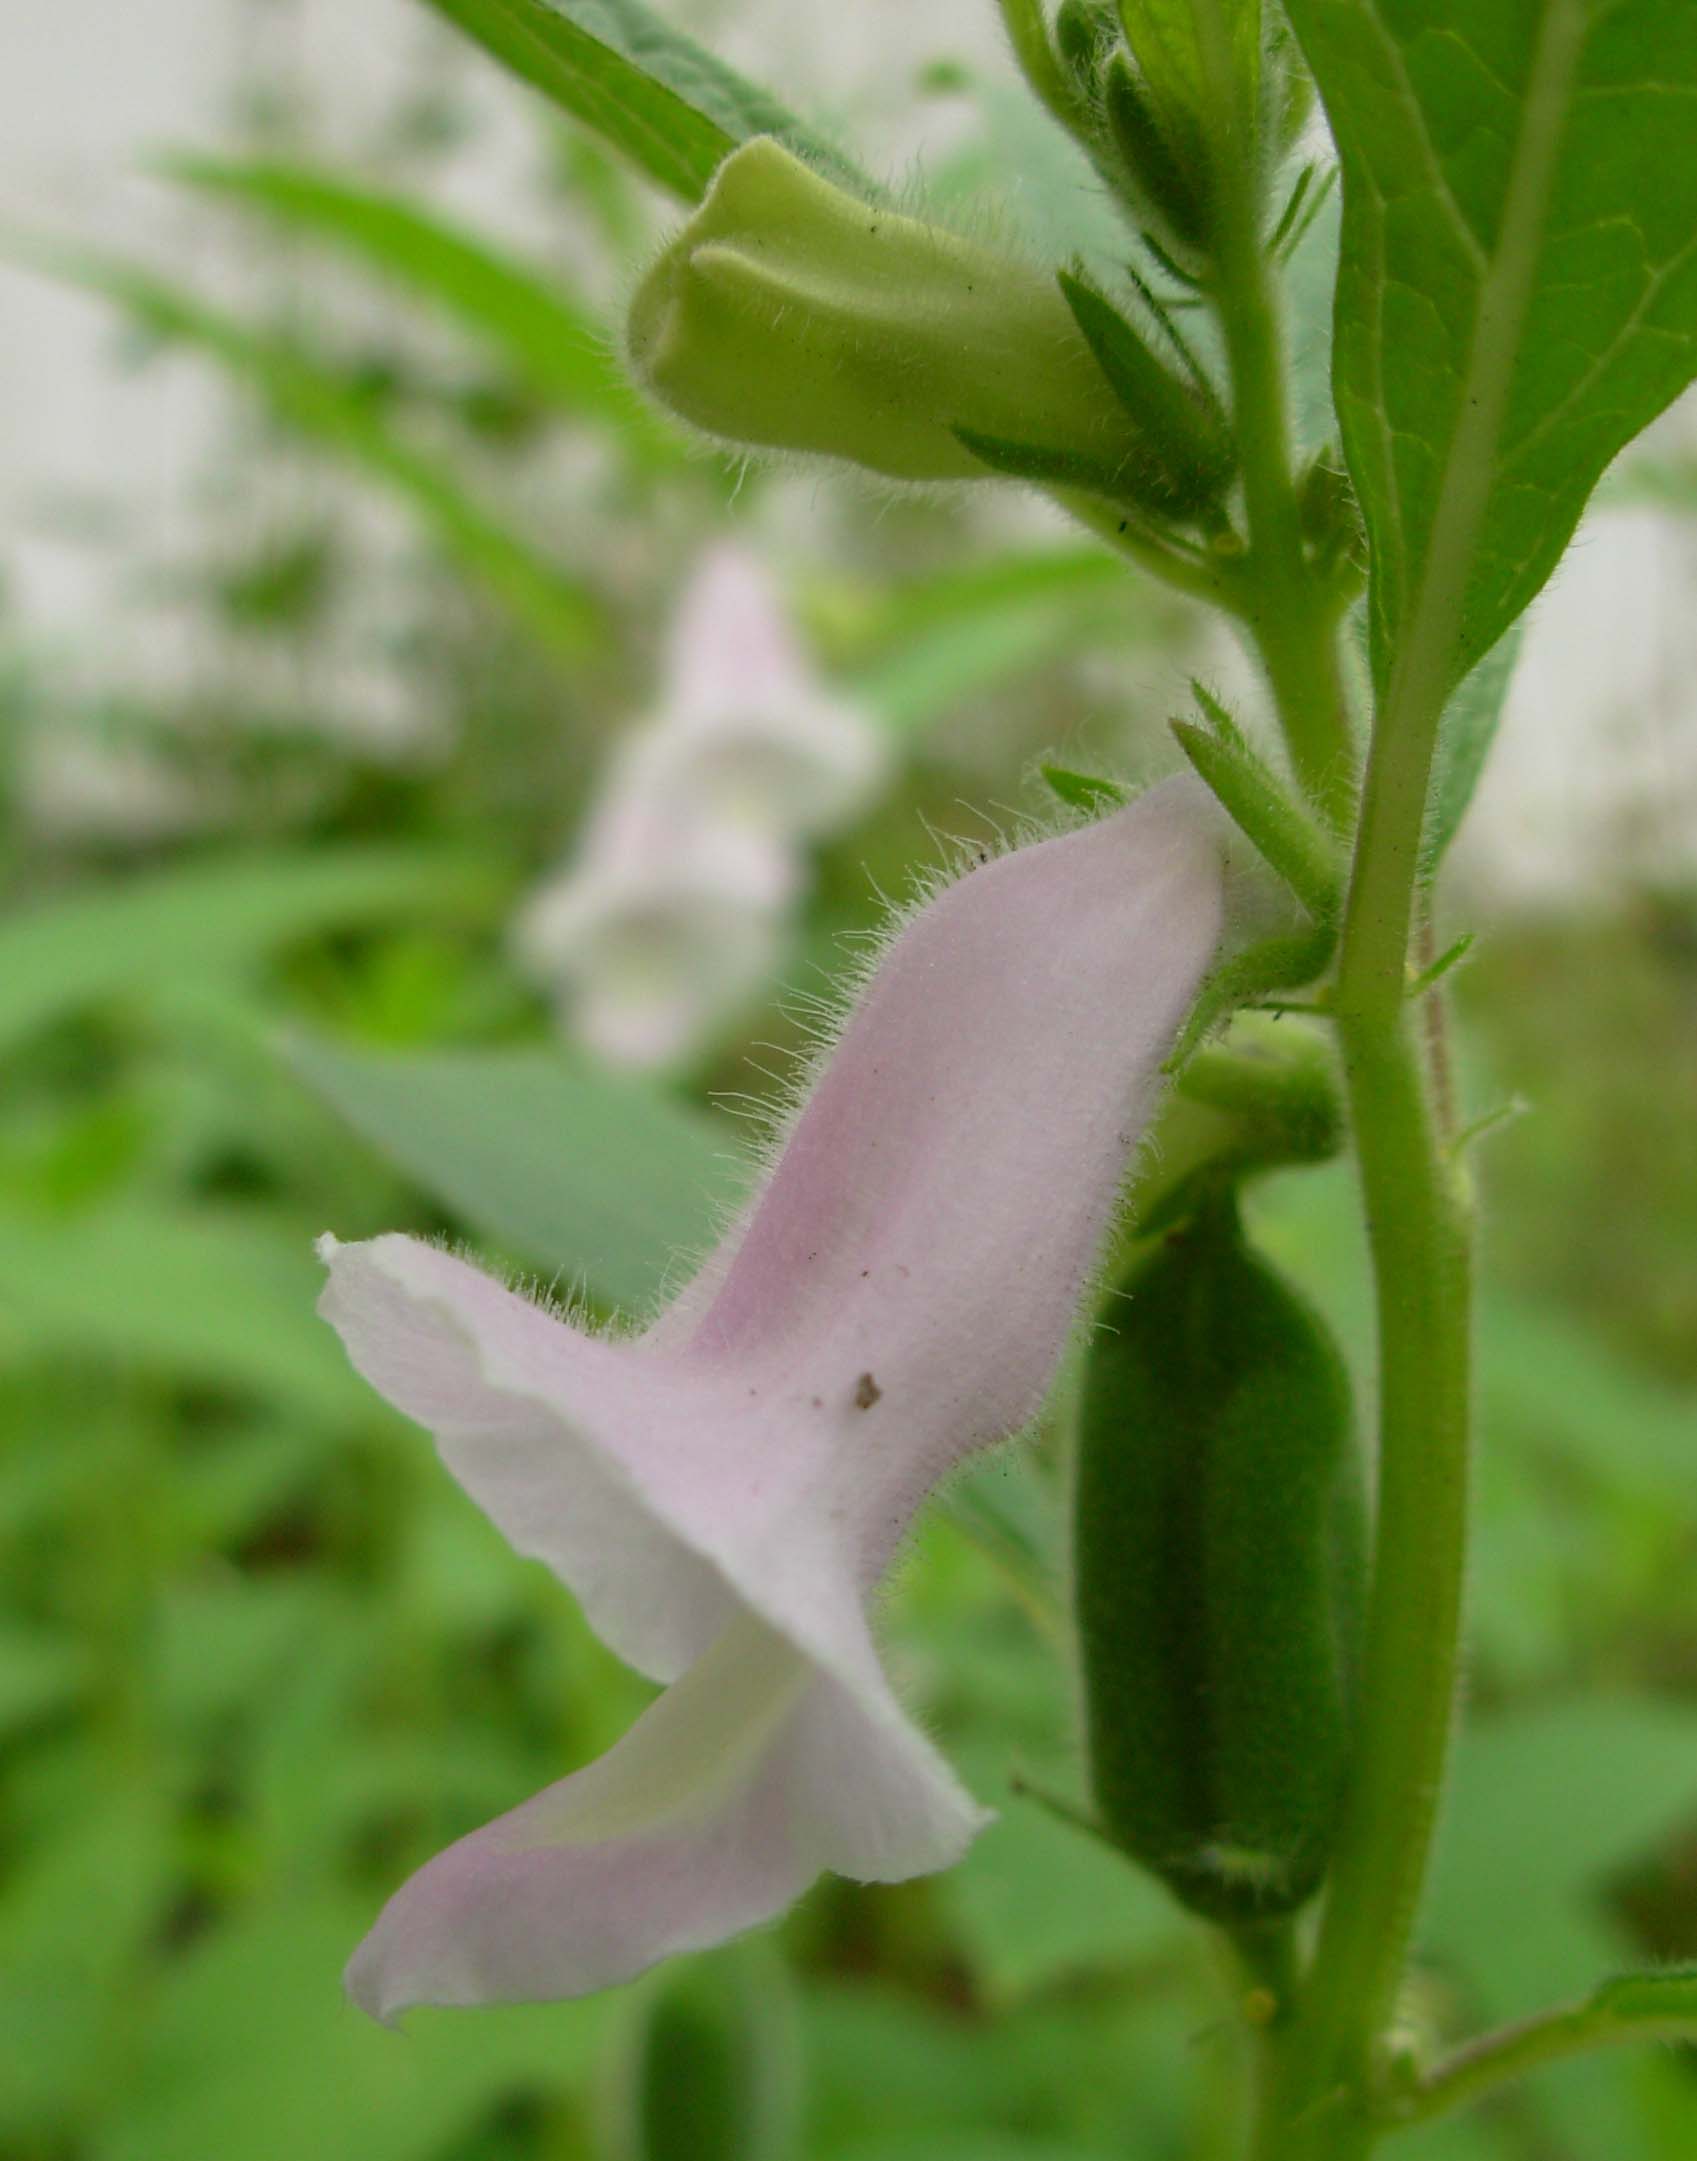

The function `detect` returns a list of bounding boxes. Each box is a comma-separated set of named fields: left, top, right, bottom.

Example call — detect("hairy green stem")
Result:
left=1193, top=136, right=1472, bottom=2161
left=1262, top=9, right=1601, bottom=2125
left=1059, top=488, right=1240, bottom=606
left=1388, top=1992, right=1697, bottom=2133
left=1244, top=416, right=1480, bottom=2161
left=1231, top=668, right=1473, bottom=2161
left=1076, top=10, right=1480, bottom=2153
left=1193, top=0, right=1356, bottom=834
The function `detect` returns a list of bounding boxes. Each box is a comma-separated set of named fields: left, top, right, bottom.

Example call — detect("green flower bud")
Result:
left=627, top=138, right=1158, bottom=486
left=597, top=1947, right=800, bottom=2161
left=1054, top=0, right=1121, bottom=97
left=1102, top=53, right=1212, bottom=256
left=1265, top=19, right=1318, bottom=159
left=1074, top=1200, right=1364, bottom=1924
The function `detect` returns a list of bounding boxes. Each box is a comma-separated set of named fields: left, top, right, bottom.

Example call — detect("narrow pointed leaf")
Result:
left=1165, top=922, right=1335, bottom=1073
left=0, top=848, right=496, bottom=1055
left=1421, top=622, right=1525, bottom=870
left=288, top=1035, right=749, bottom=1311
left=1170, top=715, right=1341, bottom=918
left=1287, top=0, right=1697, bottom=700
left=1057, top=270, right=1234, bottom=509
left=952, top=423, right=1173, bottom=513
left=161, top=153, right=676, bottom=457
left=1040, top=764, right=1129, bottom=815
left=1119, top=0, right=1262, bottom=136
left=417, top=0, right=867, bottom=201
left=33, top=253, right=600, bottom=659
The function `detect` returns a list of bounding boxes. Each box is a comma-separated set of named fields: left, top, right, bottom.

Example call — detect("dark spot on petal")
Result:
left=854, top=1372, right=883, bottom=1411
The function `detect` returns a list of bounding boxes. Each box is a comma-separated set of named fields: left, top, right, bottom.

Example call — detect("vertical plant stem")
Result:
left=1257, top=599, right=1477, bottom=2156
left=1213, top=240, right=1355, bottom=833
left=1096, top=13, right=1477, bottom=2150
left=1181, top=15, right=1475, bottom=2146
left=1193, top=0, right=1356, bottom=834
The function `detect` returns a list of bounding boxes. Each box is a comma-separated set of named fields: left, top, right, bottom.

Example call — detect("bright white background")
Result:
left=2, top=0, right=1693, bottom=896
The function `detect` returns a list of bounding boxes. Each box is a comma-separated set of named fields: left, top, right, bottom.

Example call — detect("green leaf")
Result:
left=952, top=423, right=1175, bottom=517
left=942, top=1767, right=1180, bottom=2003
left=1422, top=622, right=1525, bottom=869
left=286, top=1034, right=751, bottom=1313
left=1169, top=705, right=1342, bottom=918
left=161, top=152, right=676, bottom=458
left=1288, top=0, right=1697, bottom=699
left=0, top=1205, right=365, bottom=1420
left=1040, top=764, right=1130, bottom=816
left=103, top=1893, right=613, bottom=2161
left=32, top=252, right=600, bottom=660
left=1426, top=1697, right=1697, bottom=2019
left=1420, top=1700, right=1697, bottom=2161
left=418, top=0, right=864, bottom=202
left=845, top=548, right=1132, bottom=731
left=0, top=847, right=496, bottom=1056
left=0, top=1623, right=89, bottom=1741
left=1478, top=1294, right=1697, bottom=1500
left=0, top=1793, right=175, bottom=2136
left=1119, top=0, right=1262, bottom=147
left=1592, top=1968, right=1697, bottom=2027
left=849, top=545, right=1127, bottom=650
left=1055, top=270, right=1235, bottom=512
left=1396, top=2122, right=1522, bottom=2161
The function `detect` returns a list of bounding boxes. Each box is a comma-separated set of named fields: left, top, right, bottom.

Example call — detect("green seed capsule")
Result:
left=598, top=1947, right=799, bottom=2161
left=1074, top=1200, right=1364, bottom=1923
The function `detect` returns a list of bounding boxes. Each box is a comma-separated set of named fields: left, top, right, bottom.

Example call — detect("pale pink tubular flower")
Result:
left=318, top=780, right=1224, bottom=2020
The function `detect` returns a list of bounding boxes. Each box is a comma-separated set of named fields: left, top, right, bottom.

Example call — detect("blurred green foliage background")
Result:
left=3, top=6, right=1697, bottom=2159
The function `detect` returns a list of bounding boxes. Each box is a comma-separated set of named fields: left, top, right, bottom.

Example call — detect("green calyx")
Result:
left=1054, top=0, right=1122, bottom=96
left=1101, top=51, right=1214, bottom=258
left=1134, top=1009, right=1343, bottom=1236
left=627, top=138, right=1168, bottom=487
left=1058, top=271, right=1236, bottom=513
left=1074, top=1198, right=1364, bottom=1926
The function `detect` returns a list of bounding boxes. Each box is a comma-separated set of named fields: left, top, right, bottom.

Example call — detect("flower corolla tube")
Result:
left=319, top=781, right=1224, bottom=2019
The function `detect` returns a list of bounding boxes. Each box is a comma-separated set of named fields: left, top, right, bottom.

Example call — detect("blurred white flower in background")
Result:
left=652, top=546, right=885, bottom=839
left=515, top=544, right=886, bottom=1069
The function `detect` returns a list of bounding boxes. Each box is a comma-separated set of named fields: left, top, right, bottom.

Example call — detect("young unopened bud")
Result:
left=1054, top=0, right=1121, bottom=98
left=1265, top=19, right=1318, bottom=159
left=1102, top=53, right=1212, bottom=256
left=627, top=138, right=1156, bottom=485
left=597, top=1948, right=800, bottom=2161
left=1075, top=1200, right=1364, bottom=1924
